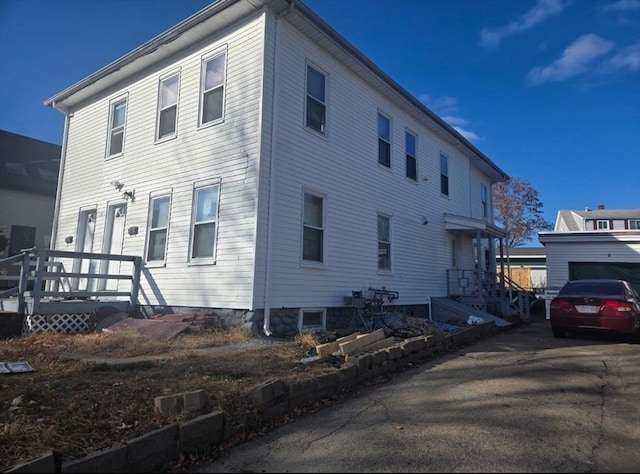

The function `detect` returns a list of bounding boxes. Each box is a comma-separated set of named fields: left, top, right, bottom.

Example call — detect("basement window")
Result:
left=298, top=308, right=326, bottom=332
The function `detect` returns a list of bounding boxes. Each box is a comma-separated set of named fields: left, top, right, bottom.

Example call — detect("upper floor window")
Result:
left=597, top=220, right=609, bottom=230
left=156, top=73, right=180, bottom=140
left=629, top=220, right=640, bottom=230
left=190, top=185, right=219, bottom=261
left=378, top=214, right=391, bottom=271
left=146, top=196, right=171, bottom=262
left=107, top=98, right=127, bottom=157
left=405, top=130, right=417, bottom=181
left=303, top=192, right=324, bottom=263
left=481, top=183, right=488, bottom=218
left=306, top=64, right=326, bottom=134
left=378, top=113, right=391, bottom=167
left=440, top=154, right=449, bottom=196
left=200, top=52, right=226, bottom=126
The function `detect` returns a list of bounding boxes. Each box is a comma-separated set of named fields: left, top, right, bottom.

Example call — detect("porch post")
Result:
left=476, top=230, right=483, bottom=295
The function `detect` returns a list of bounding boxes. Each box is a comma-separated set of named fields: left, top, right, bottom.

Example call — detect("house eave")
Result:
left=538, top=230, right=640, bottom=244
left=444, top=213, right=507, bottom=239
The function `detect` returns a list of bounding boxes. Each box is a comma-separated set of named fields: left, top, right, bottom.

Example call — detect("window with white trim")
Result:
left=190, top=185, right=219, bottom=260
left=378, top=214, right=391, bottom=271
left=630, top=219, right=640, bottom=229
left=481, top=183, right=488, bottom=218
left=302, top=192, right=324, bottom=263
left=405, top=130, right=417, bottom=180
left=146, top=196, right=171, bottom=262
left=156, top=73, right=180, bottom=140
left=597, top=220, right=609, bottom=230
left=305, top=64, right=326, bottom=134
left=107, top=98, right=127, bottom=157
left=200, top=52, right=226, bottom=125
left=299, top=308, right=326, bottom=332
left=378, top=113, right=391, bottom=167
left=440, top=154, right=449, bottom=196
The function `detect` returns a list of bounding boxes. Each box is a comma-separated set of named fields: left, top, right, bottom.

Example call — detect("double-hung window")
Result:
left=306, top=64, right=326, bottom=134
left=156, top=73, right=179, bottom=140
left=190, top=185, right=219, bottom=261
left=630, top=220, right=640, bottom=230
left=107, top=98, right=127, bottom=157
left=378, top=113, right=391, bottom=167
left=597, top=220, right=609, bottom=230
left=440, top=154, right=449, bottom=196
left=405, top=130, right=417, bottom=180
left=302, top=192, right=324, bottom=263
left=481, top=183, right=488, bottom=218
left=200, top=51, right=226, bottom=126
left=378, top=214, right=391, bottom=271
left=146, top=196, right=171, bottom=262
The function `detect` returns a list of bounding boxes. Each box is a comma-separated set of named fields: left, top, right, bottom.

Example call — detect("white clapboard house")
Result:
left=3, top=0, right=520, bottom=335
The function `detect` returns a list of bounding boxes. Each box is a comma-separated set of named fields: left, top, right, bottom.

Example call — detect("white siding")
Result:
left=54, top=13, right=267, bottom=309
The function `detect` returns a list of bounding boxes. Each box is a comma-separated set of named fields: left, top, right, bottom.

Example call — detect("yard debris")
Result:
left=0, top=361, right=34, bottom=375
left=101, top=317, right=192, bottom=340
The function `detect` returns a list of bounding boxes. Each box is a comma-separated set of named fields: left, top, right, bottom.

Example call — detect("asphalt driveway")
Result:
left=191, top=316, right=640, bottom=473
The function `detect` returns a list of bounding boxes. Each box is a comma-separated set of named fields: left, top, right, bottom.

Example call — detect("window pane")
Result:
left=378, top=242, right=390, bottom=270
left=192, top=222, right=216, bottom=258
left=158, top=106, right=177, bottom=138
left=113, top=102, right=126, bottom=128
left=203, top=87, right=224, bottom=123
left=306, top=65, right=325, bottom=102
left=440, top=154, right=448, bottom=175
left=161, top=75, right=179, bottom=107
left=377, top=215, right=389, bottom=241
left=378, top=139, right=390, bottom=167
left=378, top=114, right=390, bottom=141
left=406, top=155, right=417, bottom=180
left=303, top=311, right=323, bottom=327
left=151, top=197, right=170, bottom=228
left=205, top=55, right=225, bottom=90
left=441, top=174, right=449, bottom=196
left=110, top=130, right=123, bottom=155
left=303, top=227, right=323, bottom=262
left=304, top=193, right=323, bottom=227
left=306, top=97, right=325, bottom=133
left=196, top=187, right=218, bottom=222
left=147, top=229, right=167, bottom=261
left=405, top=132, right=415, bottom=156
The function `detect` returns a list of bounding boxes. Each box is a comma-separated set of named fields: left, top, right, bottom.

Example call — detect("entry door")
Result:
left=74, top=209, right=97, bottom=290
left=101, top=204, right=126, bottom=291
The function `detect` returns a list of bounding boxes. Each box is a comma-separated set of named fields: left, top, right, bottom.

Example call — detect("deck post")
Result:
left=17, top=252, right=30, bottom=314
left=130, top=256, right=142, bottom=312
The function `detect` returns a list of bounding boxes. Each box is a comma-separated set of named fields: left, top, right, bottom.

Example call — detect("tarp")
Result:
left=569, top=262, right=640, bottom=294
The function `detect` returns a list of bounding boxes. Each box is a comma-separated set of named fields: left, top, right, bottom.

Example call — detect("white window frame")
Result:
left=481, top=183, right=488, bottom=219
left=298, top=308, right=326, bottom=332
left=405, top=129, right=417, bottom=181
left=199, top=49, right=227, bottom=128
left=106, top=96, right=128, bottom=158
left=305, top=62, right=327, bottom=135
left=301, top=189, right=326, bottom=266
left=145, top=193, right=172, bottom=265
left=155, top=71, right=180, bottom=141
left=440, top=153, right=449, bottom=196
left=629, top=219, right=640, bottom=230
left=189, top=181, right=221, bottom=264
left=378, top=112, right=391, bottom=168
left=377, top=213, right=392, bottom=272
left=597, top=220, right=609, bottom=230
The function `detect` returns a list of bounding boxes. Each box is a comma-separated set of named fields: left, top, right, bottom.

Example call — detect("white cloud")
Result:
left=419, top=95, right=482, bottom=142
left=526, top=34, right=615, bottom=84
left=603, top=0, right=640, bottom=12
left=441, top=115, right=468, bottom=126
left=453, top=127, right=480, bottom=141
left=607, top=43, right=640, bottom=71
left=480, top=0, right=571, bottom=49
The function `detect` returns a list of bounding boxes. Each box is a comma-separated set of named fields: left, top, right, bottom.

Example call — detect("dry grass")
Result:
left=0, top=329, right=334, bottom=471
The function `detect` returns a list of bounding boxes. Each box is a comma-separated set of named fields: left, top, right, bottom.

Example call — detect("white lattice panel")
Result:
left=23, top=313, right=92, bottom=335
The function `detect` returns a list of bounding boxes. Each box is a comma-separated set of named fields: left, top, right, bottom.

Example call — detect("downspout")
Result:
left=50, top=106, right=70, bottom=252
left=263, top=0, right=295, bottom=336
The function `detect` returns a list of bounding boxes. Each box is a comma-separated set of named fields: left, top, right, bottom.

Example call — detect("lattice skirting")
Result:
left=23, top=313, right=92, bottom=335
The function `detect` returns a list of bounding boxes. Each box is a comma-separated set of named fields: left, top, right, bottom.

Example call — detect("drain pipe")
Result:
left=263, top=0, right=295, bottom=336
left=49, top=105, right=71, bottom=252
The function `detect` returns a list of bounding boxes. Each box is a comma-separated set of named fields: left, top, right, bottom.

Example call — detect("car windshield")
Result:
left=559, top=281, right=624, bottom=297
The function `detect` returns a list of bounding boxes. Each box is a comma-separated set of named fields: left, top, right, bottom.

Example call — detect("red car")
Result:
left=549, top=279, right=640, bottom=341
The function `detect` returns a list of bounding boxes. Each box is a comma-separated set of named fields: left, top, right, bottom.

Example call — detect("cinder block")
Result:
left=336, top=365, right=358, bottom=392
left=288, top=378, right=319, bottom=409
left=248, top=379, right=286, bottom=406
left=61, top=445, right=127, bottom=473
left=315, top=373, right=338, bottom=399
left=154, top=394, right=183, bottom=416
left=179, top=411, right=225, bottom=453
left=126, top=423, right=178, bottom=473
left=4, top=451, right=56, bottom=473
left=183, top=389, right=206, bottom=413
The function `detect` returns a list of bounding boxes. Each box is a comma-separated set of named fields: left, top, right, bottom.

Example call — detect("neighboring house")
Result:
left=42, top=0, right=511, bottom=334
left=539, top=206, right=640, bottom=293
left=0, top=130, right=61, bottom=288
left=500, top=247, right=546, bottom=293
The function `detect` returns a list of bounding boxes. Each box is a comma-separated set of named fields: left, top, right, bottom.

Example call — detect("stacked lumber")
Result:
left=315, top=328, right=396, bottom=360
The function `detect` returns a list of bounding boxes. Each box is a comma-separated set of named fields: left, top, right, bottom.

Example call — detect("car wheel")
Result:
left=552, top=327, right=566, bottom=338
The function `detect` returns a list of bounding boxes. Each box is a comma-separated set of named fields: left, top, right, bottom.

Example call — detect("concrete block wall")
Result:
left=5, top=321, right=497, bottom=473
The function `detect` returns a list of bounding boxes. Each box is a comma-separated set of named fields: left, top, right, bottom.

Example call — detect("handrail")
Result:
left=0, top=248, right=142, bottom=315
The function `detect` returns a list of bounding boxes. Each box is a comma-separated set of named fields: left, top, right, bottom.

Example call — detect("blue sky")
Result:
left=1, top=0, right=639, bottom=235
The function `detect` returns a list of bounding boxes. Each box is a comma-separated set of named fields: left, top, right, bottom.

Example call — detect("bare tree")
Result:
left=493, top=177, right=553, bottom=247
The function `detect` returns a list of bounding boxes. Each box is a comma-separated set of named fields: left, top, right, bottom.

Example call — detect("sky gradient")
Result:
left=1, top=0, right=639, bottom=242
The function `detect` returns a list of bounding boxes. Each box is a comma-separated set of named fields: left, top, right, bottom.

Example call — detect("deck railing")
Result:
left=0, top=248, right=142, bottom=315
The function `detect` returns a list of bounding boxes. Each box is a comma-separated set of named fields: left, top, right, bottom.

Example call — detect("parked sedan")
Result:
left=549, top=279, right=640, bottom=341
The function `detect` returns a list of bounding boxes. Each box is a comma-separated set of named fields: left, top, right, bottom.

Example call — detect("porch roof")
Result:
left=444, top=213, right=507, bottom=239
